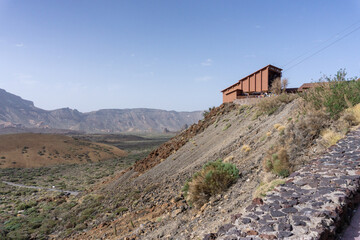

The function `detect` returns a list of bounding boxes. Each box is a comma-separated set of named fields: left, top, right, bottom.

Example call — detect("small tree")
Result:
left=270, top=77, right=288, bottom=94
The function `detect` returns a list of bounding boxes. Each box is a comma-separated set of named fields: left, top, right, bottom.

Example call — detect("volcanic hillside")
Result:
left=66, top=84, right=360, bottom=239
left=0, top=133, right=127, bottom=168
left=64, top=97, right=311, bottom=239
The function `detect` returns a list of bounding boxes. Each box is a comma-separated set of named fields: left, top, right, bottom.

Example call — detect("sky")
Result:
left=0, top=0, right=360, bottom=112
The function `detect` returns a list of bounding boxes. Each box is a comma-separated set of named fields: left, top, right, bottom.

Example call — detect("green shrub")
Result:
left=263, top=147, right=290, bottom=177
left=302, top=69, right=360, bottom=119
left=182, top=159, right=239, bottom=208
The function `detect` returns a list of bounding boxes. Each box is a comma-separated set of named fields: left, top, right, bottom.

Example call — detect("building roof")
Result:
left=221, top=64, right=282, bottom=92
left=225, top=89, right=243, bottom=95
left=297, top=82, right=325, bottom=92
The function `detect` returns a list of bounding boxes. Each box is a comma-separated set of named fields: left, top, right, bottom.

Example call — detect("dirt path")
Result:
left=2, top=181, right=80, bottom=196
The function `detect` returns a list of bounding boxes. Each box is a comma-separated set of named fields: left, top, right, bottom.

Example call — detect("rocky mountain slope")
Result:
left=65, top=98, right=327, bottom=239
left=0, top=88, right=203, bottom=133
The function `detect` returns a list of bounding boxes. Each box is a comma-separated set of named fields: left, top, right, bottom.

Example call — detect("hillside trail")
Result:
left=2, top=180, right=80, bottom=196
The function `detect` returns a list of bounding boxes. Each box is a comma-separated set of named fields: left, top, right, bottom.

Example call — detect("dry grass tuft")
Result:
left=277, top=126, right=286, bottom=133
left=274, top=123, right=285, bottom=133
left=351, top=103, right=360, bottom=122
left=320, top=129, right=344, bottom=148
left=223, top=155, right=234, bottom=163
left=241, top=144, right=251, bottom=153
left=256, top=94, right=298, bottom=117
left=345, top=103, right=360, bottom=125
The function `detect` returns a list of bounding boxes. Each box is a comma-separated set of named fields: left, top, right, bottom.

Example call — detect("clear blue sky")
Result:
left=1, top=0, right=360, bottom=112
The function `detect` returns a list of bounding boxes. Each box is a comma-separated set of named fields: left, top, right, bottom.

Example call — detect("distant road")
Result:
left=2, top=181, right=80, bottom=196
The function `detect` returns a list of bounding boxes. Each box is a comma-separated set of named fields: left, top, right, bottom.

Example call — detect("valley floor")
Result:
left=0, top=134, right=170, bottom=239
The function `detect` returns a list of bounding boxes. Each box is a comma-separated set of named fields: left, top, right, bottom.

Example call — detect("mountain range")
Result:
left=0, top=88, right=203, bottom=133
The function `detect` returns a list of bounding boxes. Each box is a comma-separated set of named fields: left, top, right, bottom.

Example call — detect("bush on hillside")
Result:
left=263, top=147, right=291, bottom=177
left=182, top=159, right=239, bottom=208
left=336, top=103, right=360, bottom=132
left=302, top=69, right=360, bottom=119
left=256, top=93, right=298, bottom=116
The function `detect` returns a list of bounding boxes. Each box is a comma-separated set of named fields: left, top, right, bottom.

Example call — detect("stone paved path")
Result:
left=205, top=127, right=360, bottom=240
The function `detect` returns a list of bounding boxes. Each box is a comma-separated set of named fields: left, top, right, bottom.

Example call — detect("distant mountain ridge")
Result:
left=0, top=88, right=203, bottom=133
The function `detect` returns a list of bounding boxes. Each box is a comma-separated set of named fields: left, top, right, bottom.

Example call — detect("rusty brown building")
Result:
left=221, top=65, right=282, bottom=103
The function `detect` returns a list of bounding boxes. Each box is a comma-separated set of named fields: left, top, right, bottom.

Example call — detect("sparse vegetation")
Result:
left=253, top=179, right=286, bottom=199
left=255, top=93, right=298, bottom=117
left=263, top=147, right=291, bottom=177
left=223, top=123, right=231, bottom=131
left=270, top=77, right=288, bottom=95
left=261, top=70, right=360, bottom=180
left=0, top=133, right=170, bottom=239
left=273, top=123, right=286, bottom=133
left=241, top=144, right=251, bottom=153
left=301, top=69, right=360, bottom=119
left=182, top=159, right=239, bottom=208
left=203, top=107, right=215, bottom=118
left=320, top=129, right=344, bottom=148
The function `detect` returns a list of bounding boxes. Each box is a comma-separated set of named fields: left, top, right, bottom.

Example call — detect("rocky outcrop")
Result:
left=208, top=127, right=360, bottom=240
left=0, top=88, right=203, bottom=133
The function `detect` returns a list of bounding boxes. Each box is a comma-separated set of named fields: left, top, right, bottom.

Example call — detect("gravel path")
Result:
left=2, top=181, right=80, bottom=196
left=206, top=127, right=360, bottom=240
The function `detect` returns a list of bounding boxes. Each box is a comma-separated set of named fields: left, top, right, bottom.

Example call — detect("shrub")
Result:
left=182, top=160, right=239, bottom=208
left=270, top=78, right=288, bottom=95
left=263, top=147, right=290, bottom=177
left=302, top=69, right=360, bottom=119
left=284, top=106, right=330, bottom=157
left=203, top=107, right=215, bottom=118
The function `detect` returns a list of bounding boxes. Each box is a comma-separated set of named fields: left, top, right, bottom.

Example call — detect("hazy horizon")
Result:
left=1, top=0, right=360, bottom=112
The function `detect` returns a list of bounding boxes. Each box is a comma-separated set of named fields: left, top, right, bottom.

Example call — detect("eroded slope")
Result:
left=69, top=99, right=316, bottom=239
